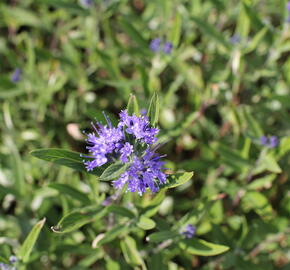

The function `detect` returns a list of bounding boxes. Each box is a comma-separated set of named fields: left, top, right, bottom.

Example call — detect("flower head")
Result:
left=83, top=110, right=167, bottom=195
left=0, top=263, right=10, bottom=270
left=269, top=136, right=279, bottom=148
left=163, top=41, right=173, bottom=54
left=259, top=135, right=279, bottom=148
left=9, top=256, right=17, bottom=265
left=230, top=34, right=240, bottom=44
left=287, top=1, right=290, bottom=12
left=11, top=68, right=21, bottom=83
left=181, top=224, right=196, bottom=239
left=149, top=38, right=161, bottom=52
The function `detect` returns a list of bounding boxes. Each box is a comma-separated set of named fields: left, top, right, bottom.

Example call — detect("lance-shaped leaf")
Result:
left=162, top=172, right=194, bottom=189
left=51, top=205, right=106, bottom=234
left=121, top=236, right=144, bottom=267
left=97, top=224, right=130, bottom=247
left=137, top=216, right=156, bottom=230
left=146, top=231, right=180, bottom=243
left=99, top=161, right=130, bottom=181
left=30, top=148, right=103, bottom=175
left=18, top=218, right=46, bottom=263
left=147, top=92, right=160, bottom=126
left=48, top=183, right=90, bottom=205
left=179, top=239, right=229, bottom=256
left=127, top=94, right=139, bottom=116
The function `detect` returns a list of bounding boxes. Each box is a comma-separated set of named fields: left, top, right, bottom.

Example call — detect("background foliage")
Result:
left=1, top=0, right=290, bottom=269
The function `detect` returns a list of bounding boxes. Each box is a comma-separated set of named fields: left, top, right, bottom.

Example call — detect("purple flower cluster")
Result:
left=286, top=1, right=290, bottom=23
left=0, top=256, right=18, bottom=270
left=11, top=68, right=21, bottom=83
left=230, top=34, right=240, bottom=44
left=181, top=224, right=196, bottom=239
left=260, top=135, right=279, bottom=148
left=83, top=110, right=167, bottom=195
left=150, top=38, right=173, bottom=54
left=79, top=0, right=93, bottom=8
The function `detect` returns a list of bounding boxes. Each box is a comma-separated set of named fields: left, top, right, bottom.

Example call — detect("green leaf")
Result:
left=48, top=183, right=90, bottom=205
left=107, top=205, right=136, bottom=219
left=162, top=172, right=194, bottom=189
left=120, top=236, right=144, bottom=267
left=261, top=154, right=282, bottom=174
left=99, top=161, right=130, bottom=181
left=212, top=142, right=251, bottom=171
left=191, top=16, right=231, bottom=51
left=179, top=238, right=229, bottom=256
left=51, top=205, right=106, bottom=233
left=119, top=18, right=147, bottom=48
left=137, top=216, right=156, bottom=230
left=97, top=224, right=129, bottom=247
left=18, top=218, right=46, bottom=263
left=169, top=12, right=182, bottom=47
left=147, top=92, right=160, bottom=126
left=241, top=191, right=273, bottom=218
left=147, top=231, right=179, bottom=243
left=30, top=148, right=102, bottom=175
left=126, top=94, right=139, bottom=116
left=247, top=174, right=276, bottom=190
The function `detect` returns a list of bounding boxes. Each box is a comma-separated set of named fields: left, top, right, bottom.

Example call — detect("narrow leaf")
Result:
left=18, top=218, right=46, bottom=262
left=99, top=162, right=130, bottom=181
left=191, top=16, right=231, bottom=50
left=97, top=224, right=129, bottom=247
left=48, top=183, right=90, bottom=205
left=137, top=216, right=156, bottom=230
left=121, top=236, right=144, bottom=267
left=179, top=238, right=229, bottom=256
left=147, top=231, right=180, bottom=243
left=127, top=94, right=139, bottom=116
left=147, top=92, right=160, bottom=126
left=107, top=205, right=136, bottom=219
left=30, top=148, right=102, bottom=175
left=162, top=172, right=194, bottom=189
left=51, top=205, right=106, bottom=233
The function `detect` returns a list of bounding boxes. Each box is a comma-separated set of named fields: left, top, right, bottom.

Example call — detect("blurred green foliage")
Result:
left=1, top=0, right=290, bottom=269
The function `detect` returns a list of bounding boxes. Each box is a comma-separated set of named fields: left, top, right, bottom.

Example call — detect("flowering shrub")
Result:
left=1, top=1, right=290, bottom=269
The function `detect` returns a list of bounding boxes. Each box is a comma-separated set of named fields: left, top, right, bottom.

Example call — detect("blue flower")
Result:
left=230, top=34, right=240, bottom=44
left=269, top=136, right=279, bottom=148
left=181, top=224, right=196, bottom=239
left=83, top=110, right=167, bottom=195
left=150, top=38, right=173, bottom=54
left=0, top=262, right=10, bottom=270
left=11, top=68, right=21, bottom=83
left=259, top=135, right=279, bottom=148
left=288, top=1, right=290, bottom=12
left=149, top=38, right=161, bottom=52
left=163, top=41, right=173, bottom=54
left=79, top=0, right=93, bottom=8
left=9, top=256, right=17, bottom=265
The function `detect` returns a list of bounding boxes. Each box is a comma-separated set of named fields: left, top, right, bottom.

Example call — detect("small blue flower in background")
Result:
left=260, top=135, right=279, bottom=148
left=181, top=224, right=196, bottom=239
left=83, top=110, right=167, bottom=195
left=269, top=136, right=279, bottom=148
left=260, top=135, right=268, bottom=146
left=149, top=38, right=161, bottom=52
left=11, top=68, right=21, bottom=83
left=79, top=0, right=93, bottom=8
left=286, top=1, right=290, bottom=23
left=9, top=256, right=17, bottom=265
left=150, top=38, right=173, bottom=54
left=230, top=34, right=240, bottom=44
left=163, top=41, right=173, bottom=54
